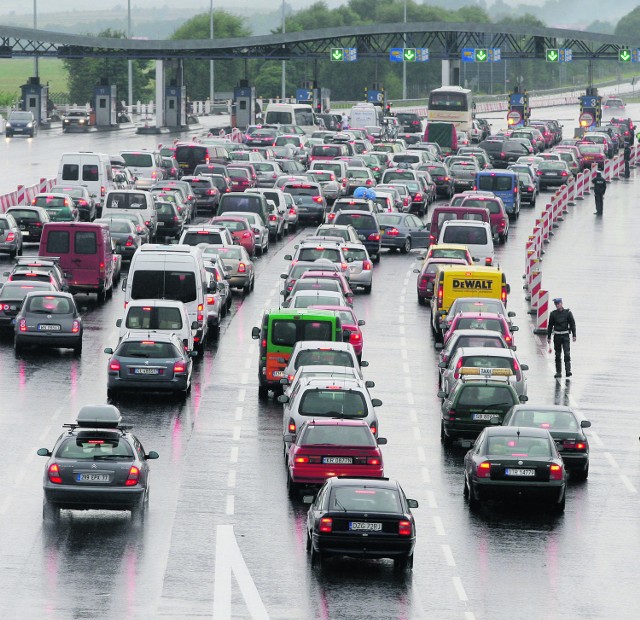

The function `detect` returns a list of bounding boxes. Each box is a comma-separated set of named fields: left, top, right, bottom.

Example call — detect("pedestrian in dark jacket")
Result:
left=624, top=142, right=631, bottom=178
left=592, top=171, right=606, bottom=215
left=547, top=298, right=576, bottom=378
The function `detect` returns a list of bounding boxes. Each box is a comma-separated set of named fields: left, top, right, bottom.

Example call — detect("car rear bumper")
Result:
left=313, top=533, right=415, bottom=559
left=472, top=478, right=565, bottom=503
left=107, top=375, right=189, bottom=392
left=44, top=484, right=145, bottom=510
left=381, top=236, right=407, bottom=249
left=16, top=333, right=82, bottom=348
left=291, top=466, right=383, bottom=485
left=0, top=241, right=19, bottom=252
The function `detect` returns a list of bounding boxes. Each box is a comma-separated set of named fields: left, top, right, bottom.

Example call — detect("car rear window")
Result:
left=293, top=280, right=341, bottom=293
left=330, top=487, right=401, bottom=513
left=477, top=176, right=514, bottom=192
left=105, top=192, right=148, bottom=210
left=461, top=199, right=501, bottom=214
left=207, top=246, right=242, bottom=260
left=300, top=424, right=374, bottom=446
left=182, top=231, right=223, bottom=246
left=334, top=213, right=376, bottom=231
left=299, top=389, right=367, bottom=417
left=8, top=209, right=39, bottom=221
left=26, top=295, right=73, bottom=314
left=271, top=319, right=334, bottom=346
left=125, top=306, right=183, bottom=331
left=0, top=282, right=52, bottom=300
left=461, top=355, right=513, bottom=370
left=56, top=436, right=133, bottom=459
left=442, top=226, right=488, bottom=245
left=486, top=435, right=552, bottom=457
left=75, top=231, right=97, bottom=254
left=292, top=294, right=342, bottom=308
left=117, top=340, right=180, bottom=358
left=131, top=270, right=196, bottom=304
left=298, top=248, right=340, bottom=262
left=283, top=184, right=321, bottom=197
left=452, top=336, right=506, bottom=350
left=455, top=318, right=502, bottom=332
left=456, top=385, right=514, bottom=408
left=509, top=409, right=579, bottom=431
left=121, top=153, right=154, bottom=168
left=376, top=214, right=402, bottom=226
left=295, top=350, right=354, bottom=369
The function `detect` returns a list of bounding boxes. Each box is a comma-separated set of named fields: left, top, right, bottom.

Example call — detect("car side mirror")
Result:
left=508, top=311, right=516, bottom=317
left=37, top=448, right=51, bottom=457
left=510, top=325, right=519, bottom=332
left=520, top=364, right=529, bottom=371
left=251, top=326, right=260, bottom=339
left=284, top=254, right=292, bottom=260
left=104, top=347, right=114, bottom=354
left=145, top=450, right=159, bottom=460
left=189, top=351, right=198, bottom=358
left=364, top=380, right=375, bottom=389
left=519, top=395, right=529, bottom=403
left=581, top=420, right=592, bottom=428
left=283, top=435, right=293, bottom=444
left=280, top=273, right=287, bottom=279
left=358, top=319, right=365, bottom=326
left=191, top=320, right=199, bottom=330
left=360, top=360, right=369, bottom=367
left=407, top=499, right=419, bottom=509
left=302, top=495, right=315, bottom=505
left=371, top=398, right=382, bottom=407
left=377, top=437, right=387, bottom=445
left=438, top=361, right=447, bottom=369
left=437, top=390, right=447, bottom=399
left=116, top=319, right=122, bottom=327
left=413, top=269, right=420, bottom=273
left=277, top=394, right=290, bottom=404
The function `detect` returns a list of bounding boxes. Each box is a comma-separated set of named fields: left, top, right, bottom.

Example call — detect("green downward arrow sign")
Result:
left=404, top=48, right=415, bottom=61
left=475, top=49, right=487, bottom=62
left=331, top=48, right=344, bottom=61
left=546, top=49, right=559, bottom=62
left=620, top=50, right=631, bottom=62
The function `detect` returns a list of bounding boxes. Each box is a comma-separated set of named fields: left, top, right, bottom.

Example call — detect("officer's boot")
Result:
left=554, top=361, right=562, bottom=379
left=565, top=360, right=572, bottom=378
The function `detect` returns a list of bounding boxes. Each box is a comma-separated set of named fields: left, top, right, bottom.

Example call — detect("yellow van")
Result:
left=430, top=265, right=509, bottom=342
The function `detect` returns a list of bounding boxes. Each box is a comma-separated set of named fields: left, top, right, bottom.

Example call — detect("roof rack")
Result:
left=15, top=256, right=61, bottom=265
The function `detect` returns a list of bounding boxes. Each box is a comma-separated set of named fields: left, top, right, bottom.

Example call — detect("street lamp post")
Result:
left=281, top=0, right=286, bottom=101
left=402, top=0, right=407, bottom=101
left=33, top=0, right=38, bottom=78
left=128, top=0, right=133, bottom=110
left=210, top=0, right=215, bottom=111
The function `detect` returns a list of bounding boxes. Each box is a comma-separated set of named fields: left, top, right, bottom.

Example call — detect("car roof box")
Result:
left=76, top=405, right=122, bottom=428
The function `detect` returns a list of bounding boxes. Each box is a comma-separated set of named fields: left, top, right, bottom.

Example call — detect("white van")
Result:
left=102, top=189, right=158, bottom=238
left=116, top=299, right=198, bottom=351
left=264, top=103, right=317, bottom=133
left=123, top=245, right=212, bottom=351
left=120, top=150, right=165, bottom=181
left=438, top=220, right=495, bottom=265
left=56, top=152, right=116, bottom=211
left=349, top=103, right=383, bottom=129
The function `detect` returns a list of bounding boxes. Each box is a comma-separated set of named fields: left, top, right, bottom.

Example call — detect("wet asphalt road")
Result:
left=1, top=107, right=639, bottom=619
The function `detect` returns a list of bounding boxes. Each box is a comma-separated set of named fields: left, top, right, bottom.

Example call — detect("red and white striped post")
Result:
left=566, top=176, right=576, bottom=206
left=526, top=257, right=540, bottom=292
left=534, top=290, right=549, bottom=334
left=528, top=269, right=542, bottom=311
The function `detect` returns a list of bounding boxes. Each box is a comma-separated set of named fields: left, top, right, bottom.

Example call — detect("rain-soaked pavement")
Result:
left=0, top=104, right=639, bottom=619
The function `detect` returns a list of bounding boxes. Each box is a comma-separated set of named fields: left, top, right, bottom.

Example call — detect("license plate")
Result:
left=473, top=413, right=497, bottom=421
left=323, top=457, right=353, bottom=464
left=22, top=230, right=29, bottom=237
left=133, top=367, right=160, bottom=375
left=38, top=324, right=61, bottom=331
left=505, top=468, right=535, bottom=477
left=76, top=473, right=110, bottom=482
left=349, top=521, right=382, bottom=531
left=272, top=370, right=285, bottom=377
left=157, top=221, right=164, bottom=226
left=547, top=172, right=559, bottom=176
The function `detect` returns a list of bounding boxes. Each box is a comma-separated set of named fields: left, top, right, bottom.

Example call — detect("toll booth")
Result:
left=165, top=84, right=187, bottom=129
left=21, top=77, right=48, bottom=124
left=94, top=84, right=117, bottom=127
left=233, top=84, right=256, bottom=130
left=507, top=89, right=530, bottom=129
left=365, top=83, right=386, bottom=108
left=579, top=91, right=602, bottom=132
left=317, top=87, right=331, bottom=114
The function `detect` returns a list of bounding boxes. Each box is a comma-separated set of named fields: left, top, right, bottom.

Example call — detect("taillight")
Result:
left=528, top=186, right=534, bottom=192
left=109, top=359, right=120, bottom=371
left=549, top=464, right=564, bottom=481
left=238, top=262, right=246, bottom=273
left=173, top=361, right=187, bottom=374
left=206, top=189, right=216, bottom=196
left=207, top=295, right=215, bottom=306
left=477, top=461, right=492, bottom=478
left=197, top=303, right=204, bottom=322
left=349, top=332, right=361, bottom=344
left=399, top=520, right=412, bottom=536
left=370, top=423, right=377, bottom=435
left=288, top=207, right=296, bottom=215
left=536, top=170, right=542, bottom=176
left=18, top=319, right=27, bottom=332
left=99, top=261, right=105, bottom=275
left=387, top=228, right=399, bottom=236
left=6, top=232, right=15, bottom=242
left=414, top=193, right=423, bottom=201
left=288, top=418, right=296, bottom=434
left=420, top=276, right=428, bottom=287
left=363, top=260, right=372, bottom=270
left=319, top=517, right=333, bottom=533
left=48, top=464, right=63, bottom=484
left=71, top=320, right=80, bottom=334
left=294, top=456, right=309, bottom=464
left=454, top=357, right=464, bottom=379
left=242, top=231, right=252, bottom=238
left=101, top=186, right=106, bottom=196
left=512, top=359, right=521, bottom=381
left=269, top=214, right=277, bottom=221
left=500, top=152, right=505, bottom=158
left=125, top=236, right=134, bottom=247
left=312, top=196, right=323, bottom=203
left=368, top=233, right=380, bottom=241
left=561, top=171, right=568, bottom=176
left=125, top=466, right=140, bottom=486
left=365, top=179, right=373, bottom=185
left=287, top=374, right=295, bottom=382
left=501, top=286, right=507, bottom=303
left=437, top=283, right=444, bottom=305
left=328, top=213, right=336, bottom=221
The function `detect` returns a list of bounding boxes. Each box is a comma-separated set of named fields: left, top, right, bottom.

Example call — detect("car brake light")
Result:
left=101, top=186, right=106, bottom=196
left=71, top=320, right=80, bottom=334
left=294, top=456, right=309, bottom=464
left=477, top=461, right=492, bottom=478
left=206, top=189, right=217, bottom=196
left=319, top=517, right=333, bottom=533
left=207, top=295, right=215, bottom=306
left=368, top=233, right=380, bottom=241
left=173, top=361, right=187, bottom=374
left=561, top=171, right=568, bottom=176
left=363, top=260, right=372, bottom=271
left=109, top=359, right=120, bottom=371
left=312, top=196, right=323, bottom=203
left=197, top=303, right=204, bottom=322
left=125, top=236, right=135, bottom=247
left=288, top=418, right=296, bottom=434
left=387, top=228, right=399, bottom=236
left=18, top=319, right=27, bottom=332
left=399, top=520, right=412, bottom=536
left=125, top=466, right=140, bottom=486
left=327, top=213, right=336, bottom=221
left=238, top=262, right=246, bottom=273
left=485, top=257, right=493, bottom=266
left=269, top=215, right=277, bottom=221
left=501, top=286, right=508, bottom=303
left=48, top=463, right=63, bottom=484
left=437, top=283, right=444, bottom=305
left=367, top=457, right=381, bottom=465
left=454, top=357, right=464, bottom=379
left=549, top=464, right=564, bottom=480
left=370, top=423, right=377, bottom=435
left=349, top=332, right=361, bottom=344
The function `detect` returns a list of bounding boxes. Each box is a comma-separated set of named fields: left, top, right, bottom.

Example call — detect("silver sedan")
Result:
left=202, top=245, right=255, bottom=294
left=342, top=243, right=373, bottom=294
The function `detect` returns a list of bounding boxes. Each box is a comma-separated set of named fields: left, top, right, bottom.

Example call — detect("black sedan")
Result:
left=0, top=281, right=57, bottom=330
left=94, top=218, right=142, bottom=260
left=463, top=426, right=567, bottom=513
left=536, top=161, right=572, bottom=190
left=14, top=291, right=83, bottom=355
left=305, top=476, right=419, bottom=570
left=502, top=404, right=590, bottom=480
left=517, top=172, right=538, bottom=206
left=153, top=201, right=184, bottom=240
left=424, top=163, right=454, bottom=198
left=37, top=404, right=159, bottom=523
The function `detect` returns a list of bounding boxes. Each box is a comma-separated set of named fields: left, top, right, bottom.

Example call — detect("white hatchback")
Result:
left=438, top=220, right=495, bottom=266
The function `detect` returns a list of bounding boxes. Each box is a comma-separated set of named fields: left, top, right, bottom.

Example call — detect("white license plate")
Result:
left=505, top=468, right=535, bottom=477
left=358, top=234, right=366, bottom=240
left=157, top=222, right=164, bottom=226
left=133, top=368, right=160, bottom=375
left=22, top=231, right=29, bottom=237
left=349, top=521, right=382, bottom=531
left=473, top=413, right=497, bottom=421
left=547, top=172, right=559, bottom=176
left=76, top=473, right=110, bottom=482
left=272, top=370, right=285, bottom=377
left=38, top=324, right=61, bottom=331
left=323, top=457, right=353, bottom=464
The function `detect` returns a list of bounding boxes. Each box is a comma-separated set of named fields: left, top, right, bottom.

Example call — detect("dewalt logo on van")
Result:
left=452, top=278, right=494, bottom=291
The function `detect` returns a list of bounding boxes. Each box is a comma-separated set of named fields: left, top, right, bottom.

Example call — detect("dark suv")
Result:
left=334, top=210, right=382, bottom=262
left=395, top=112, right=422, bottom=133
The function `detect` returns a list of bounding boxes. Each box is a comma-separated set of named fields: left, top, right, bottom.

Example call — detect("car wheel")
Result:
left=394, top=553, right=414, bottom=572
left=401, top=238, right=412, bottom=254
left=211, top=322, right=221, bottom=340
left=363, top=283, right=372, bottom=294
left=97, top=288, right=106, bottom=304
left=467, top=481, right=480, bottom=511
left=43, top=499, right=60, bottom=523
left=14, top=339, right=24, bottom=355
left=553, top=492, right=566, bottom=514
left=131, top=495, right=147, bottom=525
left=9, top=248, right=16, bottom=259
left=440, top=422, right=452, bottom=447
left=73, top=341, right=83, bottom=356
left=277, top=228, right=283, bottom=241
left=17, top=243, right=22, bottom=256
left=573, top=465, right=589, bottom=481
left=372, top=254, right=380, bottom=264
left=498, top=233, right=507, bottom=245
left=306, top=531, right=312, bottom=553
left=256, top=245, right=263, bottom=257
left=310, top=544, right=324, bottom=568
left=250, top=277, right=255, bottom=292
left=289, top=223, right=297, bottom=234
left=258, top=384, right=269, bottom=400
left=463, top=477, right=470, bottom=499
left=287, top=473, right=299, bottom=499
left=226, top=297, right=232, bottom=312
left=264, top=240, right=269, bottom=253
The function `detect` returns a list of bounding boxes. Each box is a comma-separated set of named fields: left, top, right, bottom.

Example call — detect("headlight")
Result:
left=26, top=122, right=33, bottom=128
left=5, top=123, right=11, bottom=128
left=79, top=119, right=85, bottom=124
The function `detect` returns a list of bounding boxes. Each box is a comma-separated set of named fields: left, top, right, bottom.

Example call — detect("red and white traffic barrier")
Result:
left=534, top=290, right=549, bottom=334
left=566, top=176, right=576, bottom=205
left=574, top=168, right=587, bottom=199
left=528, top=269, right=542, bottom=312
left=526, top=255, right=540, bottom=292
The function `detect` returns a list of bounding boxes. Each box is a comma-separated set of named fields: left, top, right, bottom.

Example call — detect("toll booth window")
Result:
left=29, top=97, right=37, bottom=107
left=46, top=230, right=70, bottom=254
left=301, top=320, right=332, bottom=341
left=271, top=320, right=298, bottom=346
left=83, top=165, right=99, bottom=182
left=75, top=231, right=97, bottom=255
left=99, top=99, right=107, bottom=109
left=61, top=164, right=80, bottom=181
left=239, top=101, right=247, bottom=110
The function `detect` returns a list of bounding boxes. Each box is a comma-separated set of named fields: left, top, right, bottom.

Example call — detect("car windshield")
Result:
left=56, top=436, right=134, bottom=459
left=0, top=283, right=52, bottom=300
left=207, top=246, right=243, bottom=260
left=292, top=294, right=342, bottom=308
left=509, top=409, right=579, bottom=431
left=295, top=350, right=354, bottom=369
left=452, top=335, right=506, bottom=350
left=117, top=340, right=180, bottom=358
left=299, top=388, right=367, bottom=417
left=298, top=248, right=340, bottom=262
left=330, top=487, right=401, bottom=513
left=486, top=435, right=552, bottom=458
left=25, top=295, right=73, bottom=314
left=301, top=424, right=374, bottom=446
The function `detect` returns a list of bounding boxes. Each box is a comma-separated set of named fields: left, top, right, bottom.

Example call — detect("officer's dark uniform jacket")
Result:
left=547, top=308, right=576, bottom=339
left=593, top=175, right=607, bottom=196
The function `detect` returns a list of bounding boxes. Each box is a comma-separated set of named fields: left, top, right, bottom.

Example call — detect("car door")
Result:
left=407, top=215, right=430, bottom=248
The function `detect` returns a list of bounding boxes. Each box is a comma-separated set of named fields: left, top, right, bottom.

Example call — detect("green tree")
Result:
left=614, top=7, right=640, bottom=41
left=62, top=29, right=152, bottom=104
left=171, top=11, right=251, bottom=100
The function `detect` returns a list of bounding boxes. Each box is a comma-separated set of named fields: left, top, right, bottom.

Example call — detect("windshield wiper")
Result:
left=333, top=498, right=348, bottom=512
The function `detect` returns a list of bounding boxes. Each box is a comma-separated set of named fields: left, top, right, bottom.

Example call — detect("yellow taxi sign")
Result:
left=460, top=367, right=513, bottom=377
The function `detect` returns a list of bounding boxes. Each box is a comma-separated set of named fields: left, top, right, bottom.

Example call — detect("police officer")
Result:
left=592, top=171, right=606, bottom=215
left=624, top=141, right=631, bottom=178
left=547, top=298, right=576, bottom=378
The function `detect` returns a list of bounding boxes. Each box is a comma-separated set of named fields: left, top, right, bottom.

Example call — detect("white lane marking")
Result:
left=400, top=295, right=406, bottom=304
left=464, top=613, right=477, bottom=620
left=225, top=495, right=235, bottom=515
left=399, top=325, right=405, bottom=335
left=38, top=425, right=52, bottom=442
left=401, top=349, right=408, bottom=360
left=421, top=467, right=430, bottom=484
left=404, top=376, right=412, bottom=390
left=230, top=447, right=239, bottom=464
left=233, top=426, right=241, bottom=441
left=442, top=544, right=456, bottom=567
left=452, top=576, right=468, bottom=602
left=398, top=314, right=405, bottom=323
left=589, top=430, right=604, bottom=447
left=240, top=372, right=248, bottom=385
left=619, top=474, right=637, bottom=494
left=604, top=452, right=619, bottom=469
left=400, top=336, right=406, bottom=346
left=413, top=426, right=422, bottom=441
left=238, top=388, right=246, bottom=403
left=235, top=406, right=244, bottom=421
left=227, top=470, right=236, bottom=489
left=50, top=404, right=65, bottom=421
left=433, top=516, right=445, bottom=536
left=417, top=446, right=426, bottom=462
left=213, top=525, right=270, bottom=620
left=426, top=490, right=437, bottom=509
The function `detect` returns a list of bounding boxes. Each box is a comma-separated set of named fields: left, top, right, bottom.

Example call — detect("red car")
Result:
left=415, top=257, right=468, bottom=305
left=444, top=312, right=517, bottom=349
left=301, top=270, right=354, bottom=306
left=210, top=215, right=256, bottom=256
left=310, top=304, right=364, bottom=358
left=576, top=142, right=606, bottom=171
left=227, top=166, right=257, bottom=192
left=286, top=419, right=385, bottom=496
